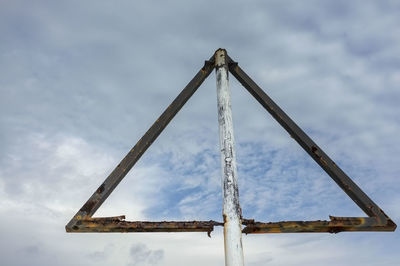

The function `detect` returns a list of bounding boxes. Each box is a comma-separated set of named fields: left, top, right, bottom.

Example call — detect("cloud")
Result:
left=87, top=244, right=115, bottom=261
left=1, top=0, right=399, bottom=265
left=128, top=243, right=164, bottom=266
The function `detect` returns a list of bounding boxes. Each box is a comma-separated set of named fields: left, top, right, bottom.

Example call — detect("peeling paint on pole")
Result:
left=215, top=49, right=245, bottom=266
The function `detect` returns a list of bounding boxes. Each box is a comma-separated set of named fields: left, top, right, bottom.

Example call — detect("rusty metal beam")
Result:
left=67, top=216, right=223, bottom=235
left=66, top=56, right=215, bottom=232
left=242, top=217, right=396, bottom=234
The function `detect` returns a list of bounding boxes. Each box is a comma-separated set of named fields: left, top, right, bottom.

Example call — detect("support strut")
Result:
left=215, top=49, right=245, bottom=266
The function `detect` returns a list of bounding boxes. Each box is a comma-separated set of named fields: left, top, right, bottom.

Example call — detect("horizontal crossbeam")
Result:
left=67, top=216, right=222, bottom=236
left=66, top=216, right=396, bottom=235
left=242, top=217, right=397, bottom=234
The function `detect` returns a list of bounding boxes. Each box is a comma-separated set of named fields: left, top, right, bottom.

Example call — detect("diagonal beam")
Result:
left=66, top=57, right=215, bottom=231
left=227, top=56, right=394, bottom=227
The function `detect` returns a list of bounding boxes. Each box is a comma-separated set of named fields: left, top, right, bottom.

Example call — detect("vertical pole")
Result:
left=215, top=49, right=245, bottom=266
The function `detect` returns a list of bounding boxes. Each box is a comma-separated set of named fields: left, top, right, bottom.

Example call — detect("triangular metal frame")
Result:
left=66, top=50, right=396, bottom=235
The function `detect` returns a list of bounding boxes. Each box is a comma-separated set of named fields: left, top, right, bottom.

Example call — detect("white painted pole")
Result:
left=215, top=49, right=245, bottom=266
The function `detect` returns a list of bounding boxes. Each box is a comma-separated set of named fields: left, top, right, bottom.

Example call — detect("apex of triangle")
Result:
left=215, top=48, right=227, bottom=54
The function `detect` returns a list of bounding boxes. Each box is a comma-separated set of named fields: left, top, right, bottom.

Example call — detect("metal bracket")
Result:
left=66, top=49, right=396, bottom=235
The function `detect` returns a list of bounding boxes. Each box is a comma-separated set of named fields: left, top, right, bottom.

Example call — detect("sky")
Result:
left=1, top=0, right=400, bottom=265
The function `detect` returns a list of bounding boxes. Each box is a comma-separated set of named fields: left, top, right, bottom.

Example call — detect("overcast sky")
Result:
left=1, top=0, right=400, bottom=265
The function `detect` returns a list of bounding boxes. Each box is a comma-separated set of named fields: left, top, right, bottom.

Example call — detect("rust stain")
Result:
left=96, top=184, right=105, bottom=194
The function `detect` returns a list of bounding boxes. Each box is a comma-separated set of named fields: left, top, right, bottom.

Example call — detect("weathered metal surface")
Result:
left=242, top=217, right=396, bottom=234
left=66, top=56, right=215, bottom=232
left=67, top=216, right=222, bottom=235
left=215, top=49, right=245, bottom=266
